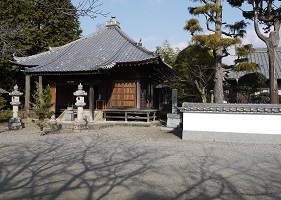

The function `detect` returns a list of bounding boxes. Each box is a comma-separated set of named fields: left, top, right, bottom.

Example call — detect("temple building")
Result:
left=226, top=47, right=281, bottom=103
left=12, top=16, right=172, bottom=121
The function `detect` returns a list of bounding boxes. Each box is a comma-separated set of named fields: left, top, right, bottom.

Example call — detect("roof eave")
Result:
left=116, top=58, right=159, bottom=67
left=25, top=70, right=103, bottom=76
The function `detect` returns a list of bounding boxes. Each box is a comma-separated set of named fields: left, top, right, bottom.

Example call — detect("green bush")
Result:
left=0, top=109, right=12, bottom=122
left=31, top=83, right=54, bottom=131
left=251, top=92, right=270, bottom=104
left=0, top=94, right=7, bottom=110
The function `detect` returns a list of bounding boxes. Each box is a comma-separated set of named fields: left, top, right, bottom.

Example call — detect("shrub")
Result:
left=0, top=94, right=7, bottom=110
left=31, top=83, right=54, bottom=131
left=0, top=109, right=12, bottom=122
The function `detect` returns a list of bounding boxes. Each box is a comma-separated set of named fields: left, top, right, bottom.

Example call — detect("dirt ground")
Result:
left=0, top=124, right=281, bottom=200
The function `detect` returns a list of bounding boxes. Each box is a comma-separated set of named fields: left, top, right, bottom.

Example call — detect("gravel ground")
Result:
left=0, top=123, right=281, bottom=200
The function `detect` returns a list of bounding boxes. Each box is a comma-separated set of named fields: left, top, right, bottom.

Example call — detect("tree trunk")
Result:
left=194, top=80, right=208, bottom=103
left=213, top=0, right=224, bottom=103
left=268, top=34, right=279, bottom=104
left=253, top=8, right=280, bottom=104
left=214, top=50, right=224, bottom=103
left=201, top=91, right=207, bottom=103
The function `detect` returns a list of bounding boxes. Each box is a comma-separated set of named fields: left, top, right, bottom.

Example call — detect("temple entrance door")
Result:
left=111, top=80, right=136, bottom=108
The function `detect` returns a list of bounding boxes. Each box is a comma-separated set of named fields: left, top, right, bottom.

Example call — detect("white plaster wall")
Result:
left=183, top=113, right=281, bottom=135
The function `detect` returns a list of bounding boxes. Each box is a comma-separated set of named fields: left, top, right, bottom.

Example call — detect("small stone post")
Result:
left=166, top=89, right=181, bottom=129
left=8, top=85, right=24, bottom=129
left=172, top=89, right=178, bottom=114
left=73, top=83, right=87, bottom=130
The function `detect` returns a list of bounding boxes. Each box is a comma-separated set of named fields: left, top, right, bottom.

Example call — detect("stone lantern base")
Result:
left=8, top=117, right=24, bottom=130
left=73, top=120, right=88, bottom=132
left=166, top=113, right=181, bottom=128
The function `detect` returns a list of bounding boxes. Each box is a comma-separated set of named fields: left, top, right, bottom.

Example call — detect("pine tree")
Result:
left=227, top=0, right=281, bottom=104
left=184, top=1, right=247, bottom=103
left=233, top=44, right=257, bottom=72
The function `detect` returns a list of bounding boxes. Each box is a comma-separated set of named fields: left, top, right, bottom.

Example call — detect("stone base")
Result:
left=73, top=121, right=88, bottom=132
left=166, top=113, right=181, bottom=128
left=94, top=110, right=104, bottom=122
left=8, top=118, right=24, bottom=130
left=182, top=130, right=281, bottom=144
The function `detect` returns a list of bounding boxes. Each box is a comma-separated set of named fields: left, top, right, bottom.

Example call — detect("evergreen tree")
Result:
left=0, top=94, right=7, bottom=110
left=0, top=0, right=82, bottom=90
left=233, top=44, right=257, bottom=72
left=158, top=40, right=180, bottom=66
left=227, top=0, right=281, bottom=104
left=1, top=0, right=82, bottom=56
left=32, top=82, right=54, bottom=131
left=230, top=45, right=269, bottom=103
left=237, top=72, right=267, bottom=103
left=184, top=1, right=247, bottom=103
left=173, top=45, right=215, bottom=103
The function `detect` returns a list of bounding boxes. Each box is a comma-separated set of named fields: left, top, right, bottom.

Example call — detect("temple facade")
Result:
left=12, top=16, right=172, bottom=120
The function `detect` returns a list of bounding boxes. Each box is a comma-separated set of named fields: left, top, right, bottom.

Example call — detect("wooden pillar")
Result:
left=88, top=85, right=94, bottom=122
left=158, top=90, right=161, bottom=110
left=24, top=74, right=31, bottom=112
left=49, top=82, right=56, bottom=112
left=136, top=80, right=140, bottom=109
left=38, top=76, right=43, bottom=92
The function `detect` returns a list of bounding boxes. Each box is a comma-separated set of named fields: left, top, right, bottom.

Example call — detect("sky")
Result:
left=71, top=0, right=270, bottom=65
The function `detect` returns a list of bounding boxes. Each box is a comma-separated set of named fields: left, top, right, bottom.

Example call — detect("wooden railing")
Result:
left=104, top=109, right=158, bottom=122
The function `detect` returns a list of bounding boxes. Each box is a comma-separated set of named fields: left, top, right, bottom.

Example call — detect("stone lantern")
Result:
left=8, top=85, right=23, bottom=129
left=73, top=83, right=87, bottom=130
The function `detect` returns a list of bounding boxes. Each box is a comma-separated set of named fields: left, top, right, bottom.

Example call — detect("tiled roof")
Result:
left=12, top=17, right=160, bottom=74
left=227, top=47, right=281, bottom=80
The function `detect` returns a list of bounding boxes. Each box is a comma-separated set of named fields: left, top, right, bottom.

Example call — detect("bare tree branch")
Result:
left=18, top=0, right=109, bottom=19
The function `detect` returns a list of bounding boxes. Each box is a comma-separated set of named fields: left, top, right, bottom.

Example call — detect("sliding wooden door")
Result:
left=111, top=80, right=136, bottom=108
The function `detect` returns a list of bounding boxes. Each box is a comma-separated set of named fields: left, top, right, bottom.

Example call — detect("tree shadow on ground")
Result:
left=0, top=135, right=167, bottom=199
left=0, top=133, right=280, bottom=199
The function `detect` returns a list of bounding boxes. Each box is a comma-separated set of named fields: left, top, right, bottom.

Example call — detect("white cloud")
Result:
left=172, top=41, right=189, bottom=50
left=242, top=29, right=267, bottom=47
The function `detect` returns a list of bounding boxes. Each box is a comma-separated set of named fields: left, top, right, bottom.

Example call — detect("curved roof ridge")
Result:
left=113, top=26, right=155, bottom=56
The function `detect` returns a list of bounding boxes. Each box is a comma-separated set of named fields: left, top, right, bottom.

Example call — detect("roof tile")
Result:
left=227, top=47, right=281, bottom=80
left=13, top=21, right=158, bottom=73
